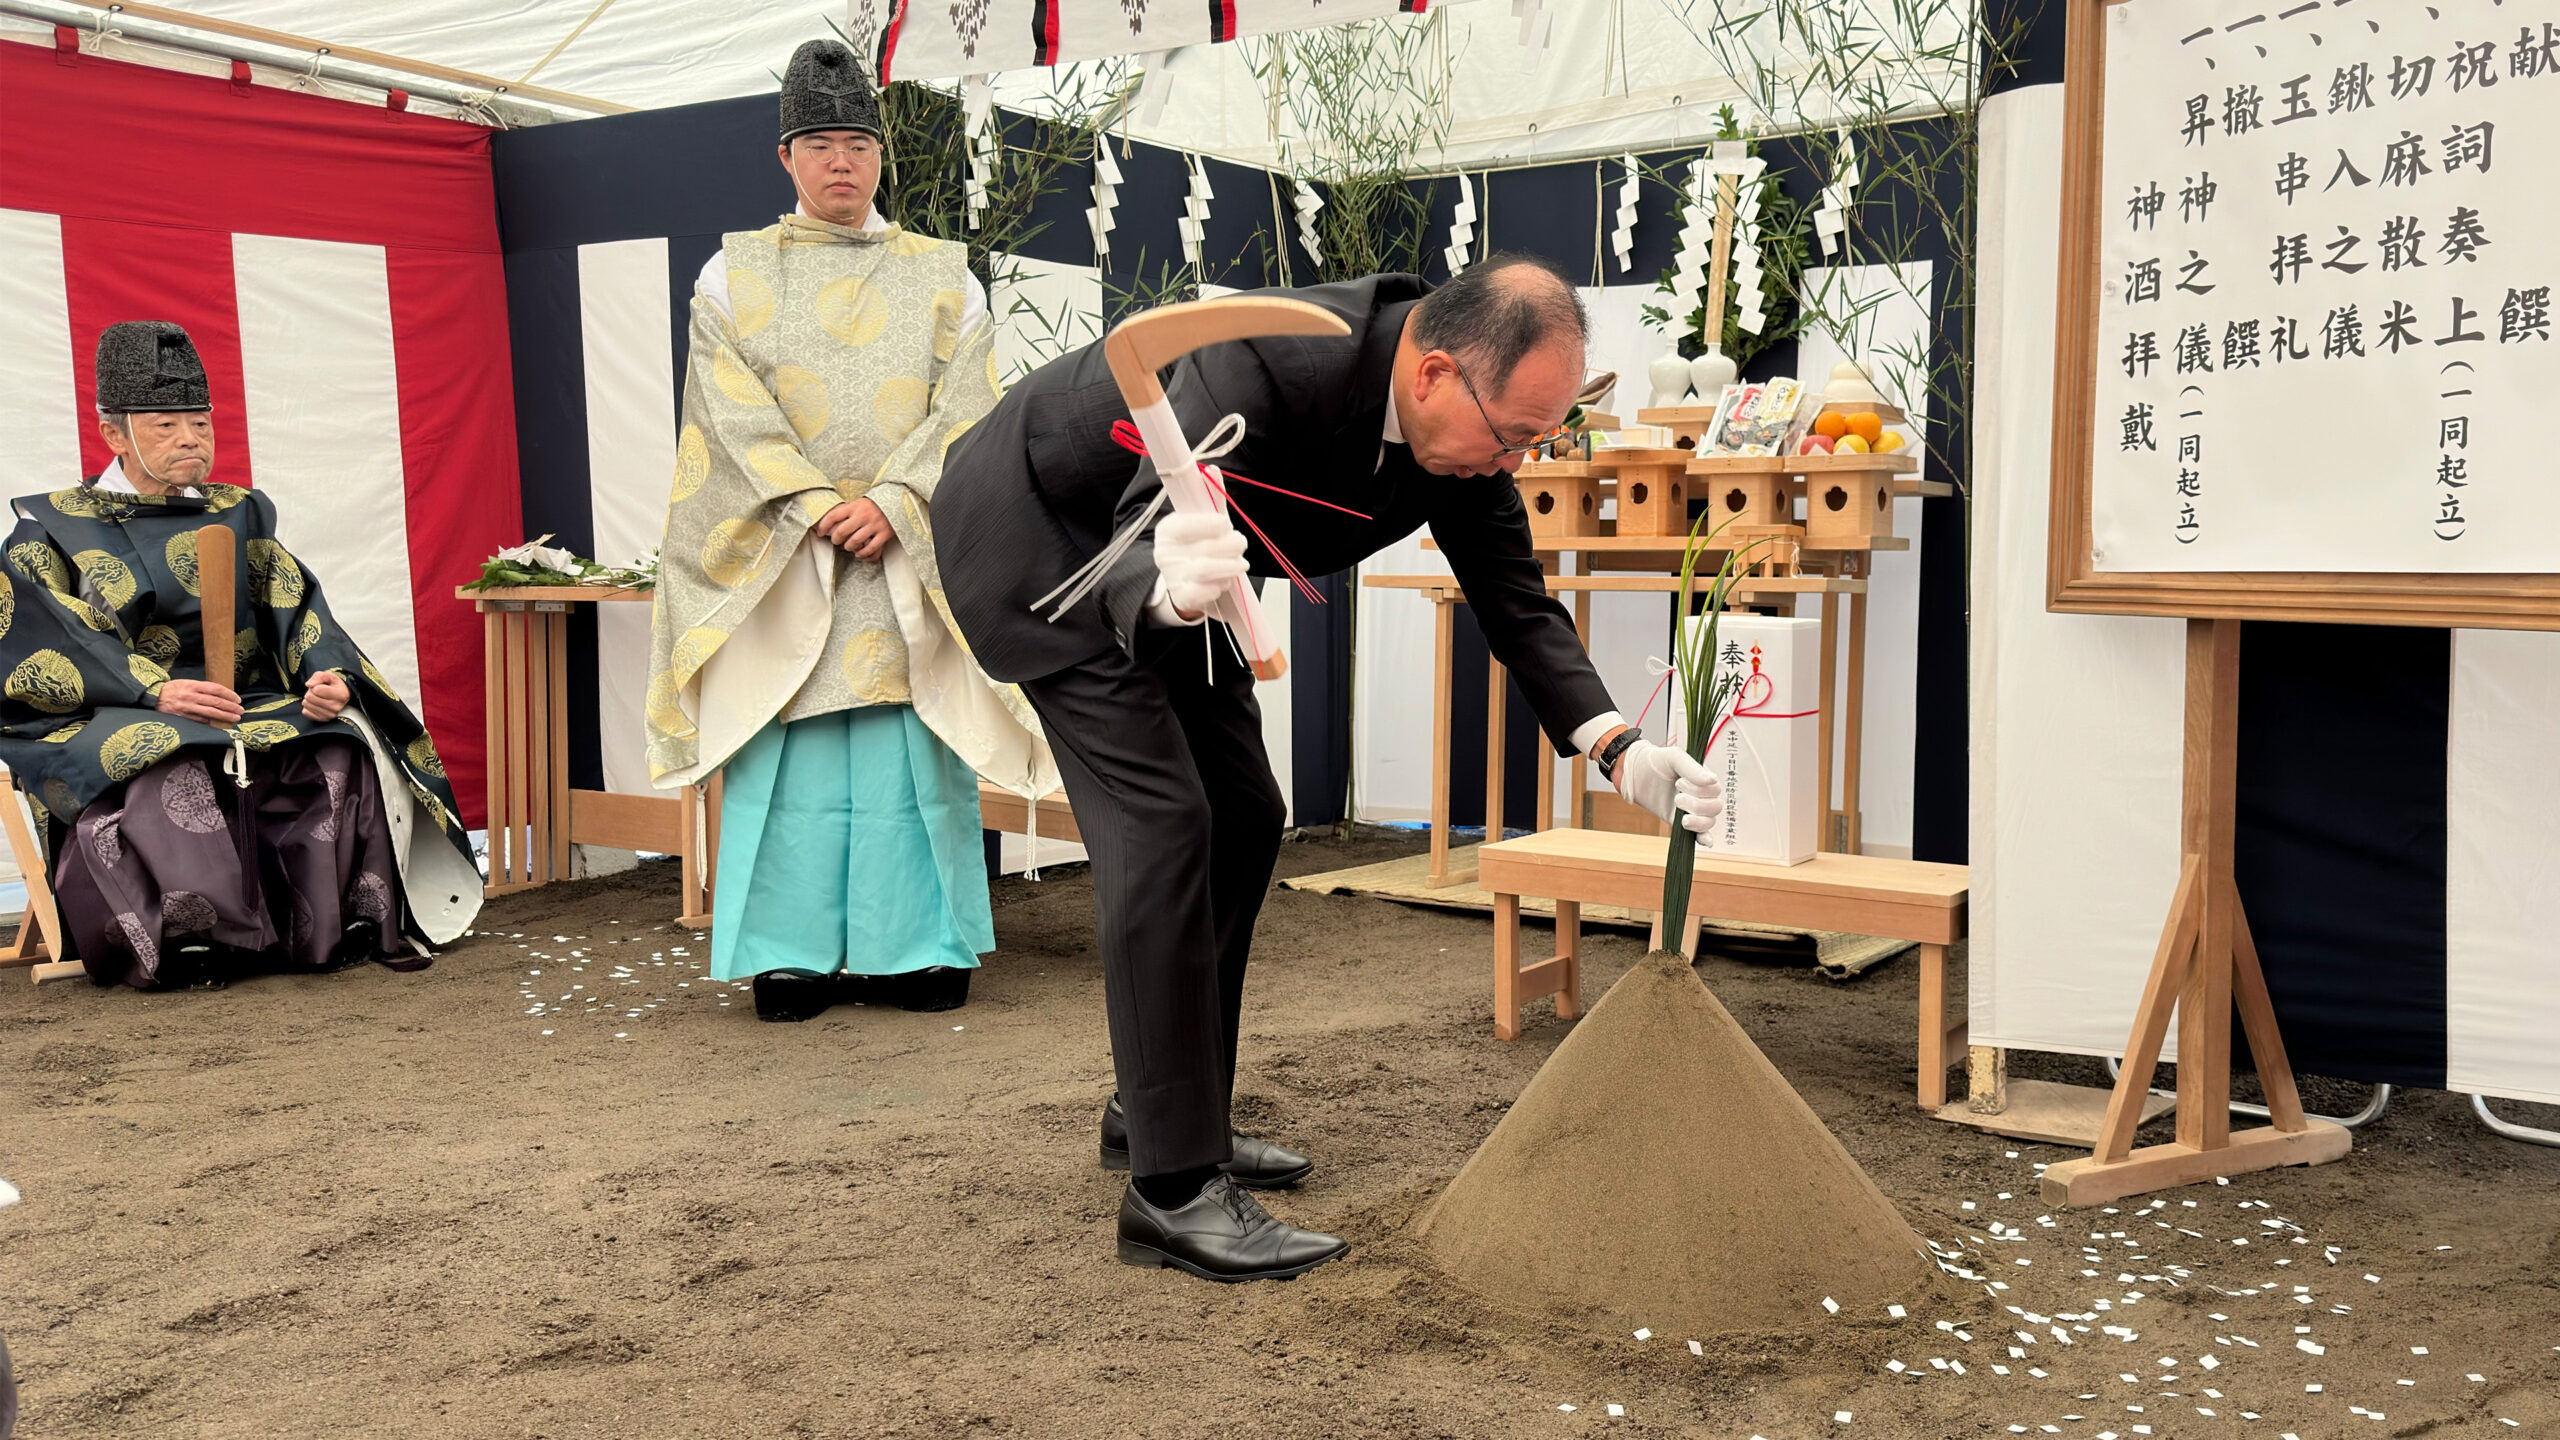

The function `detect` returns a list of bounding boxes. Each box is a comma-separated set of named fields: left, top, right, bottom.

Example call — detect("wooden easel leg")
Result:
left=2042, top=620, right=2350, bottom=1204
left=1839, top=588, right=1868, bottom=854
left=1427, top=597, right=1458, bottom=888
left=1676, top=912, right=1702, bottom=961
left=1492, top=890, right=1522, bottom=1040
left=1484, top=657, right=1509, bottom=844
left=1815, top=595, right=1838, bottom=852
left=2230, top=891, right=2308, bottom=1132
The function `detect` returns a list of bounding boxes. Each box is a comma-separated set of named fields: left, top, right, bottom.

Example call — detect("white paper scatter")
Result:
left=2468, top=1373, right=2486, bottom=1383
left=2306, top=1384, right=2324, bottom=1393
left=2200, top=1355, right=2219, bottom=1370
left=1556, top=1403, right=1575, bottom=1413
left=1633, top=1328, right=1651, bottom=1340
left=953, top=1025, right=965, bottom=1032
left=1823, top=1297, right=1840, bottom=1314
left=1606, top=1404, right=1625, bottom=1418
left=1962, top=1201, right=1977, bottom=1211
left=1888, top=1305, right=1906, bottom=1319
left=1992, top=1365, right=2010, bottom=1375
left=1833, top=1412, right=1852, bottom=1424
left=1886, top=1361, right=1906, bottom=1373
left=2397, top=1379, right=2415, bottom=1386
left=2029, top=1368, right=2048, bottom=1378
left=614, top=1032, right=628, bottom=1038
left=1688, top=1340, right=1704, bottom=1357
left=540, top=1030, right=552, bottom=1036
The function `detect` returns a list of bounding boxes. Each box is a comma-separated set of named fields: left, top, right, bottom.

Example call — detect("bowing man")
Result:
left=0, top=321, right=480, bottom=989
left=934, top=256, right=1725, bottom=1282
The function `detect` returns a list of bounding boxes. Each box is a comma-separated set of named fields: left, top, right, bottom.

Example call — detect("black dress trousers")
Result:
left=1020, top=620, right=1286, bottom=1177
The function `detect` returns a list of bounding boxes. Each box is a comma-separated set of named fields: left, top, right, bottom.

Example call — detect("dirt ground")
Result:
left=4, top=830, right=2556, bottom=1439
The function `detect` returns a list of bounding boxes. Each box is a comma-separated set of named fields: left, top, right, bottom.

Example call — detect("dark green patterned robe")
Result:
left=0, top=484, right=480, bottom=946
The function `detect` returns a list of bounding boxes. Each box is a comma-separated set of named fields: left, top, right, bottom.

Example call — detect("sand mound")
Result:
left=1416, top=951, right=1944, bottom=1336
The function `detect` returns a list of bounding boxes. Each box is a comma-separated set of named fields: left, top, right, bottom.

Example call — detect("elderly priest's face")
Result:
left=100, top=410, right=216, bottom=492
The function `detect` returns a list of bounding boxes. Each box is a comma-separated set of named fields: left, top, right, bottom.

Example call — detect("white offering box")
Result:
left=1665, top=613, right=1819, bottom=866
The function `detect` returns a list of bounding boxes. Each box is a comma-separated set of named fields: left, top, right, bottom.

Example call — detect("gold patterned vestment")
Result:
left=646, top=213, right=1054, bottom=802
left=0, top=483, right=481, bottom=947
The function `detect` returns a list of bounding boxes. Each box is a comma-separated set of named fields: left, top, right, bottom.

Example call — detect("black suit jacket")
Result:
left=933, top=274, right=1614, bottom=753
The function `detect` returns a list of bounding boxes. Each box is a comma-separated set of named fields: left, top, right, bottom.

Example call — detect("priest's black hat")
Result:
left=779, top=40, right=883, bottom=144
left=94, top=321, right=211, bottom=414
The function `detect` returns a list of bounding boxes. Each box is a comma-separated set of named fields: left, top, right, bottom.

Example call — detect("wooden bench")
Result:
left=978, top=784, right=1081, bottom=844
left=1476, top=829, right=1971, bottom=1108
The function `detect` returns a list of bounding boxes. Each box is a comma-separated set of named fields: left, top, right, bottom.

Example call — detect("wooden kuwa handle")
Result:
left=196, top=523, right=236, bottom=727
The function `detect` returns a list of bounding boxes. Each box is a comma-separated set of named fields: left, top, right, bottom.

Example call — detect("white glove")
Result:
left=1613, top=739, right=1725, bottom=836
left=1151, top=511, right=1249, bottom=623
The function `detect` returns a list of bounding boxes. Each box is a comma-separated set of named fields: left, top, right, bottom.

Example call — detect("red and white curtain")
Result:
left=0, top=42, right=521, bottom=827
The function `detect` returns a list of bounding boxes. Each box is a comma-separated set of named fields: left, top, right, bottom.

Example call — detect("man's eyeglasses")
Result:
left=1452, top=360, right=1570, bottom=458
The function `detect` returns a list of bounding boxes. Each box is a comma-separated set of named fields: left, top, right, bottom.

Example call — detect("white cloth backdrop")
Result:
left=1971, top=81, right=2560, bottom=1104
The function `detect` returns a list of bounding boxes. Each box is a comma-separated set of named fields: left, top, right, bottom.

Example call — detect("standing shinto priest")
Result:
left=645, top=40, right=1054, bottom=1022
left=0, top=322, right=481, bottom=989
left=935, top=256, right=1726, bottom=1283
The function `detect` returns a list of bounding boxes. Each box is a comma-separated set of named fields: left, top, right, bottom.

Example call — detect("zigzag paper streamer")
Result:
left=962, top=74, right=995, bottom=230
left=1087, top=134, right=1122, bottom=263
left=1137, top=49, right=1176, bottom=127
left=1179, top=153, right=1215, bottom=267
left=1444, top=172, right=1477, bottom=277
left=1291, top=177, right=1325, bottom=267
left=1611, top=154, right=1639, bottom=275
left=1815, top=130, right=1859, bottom=258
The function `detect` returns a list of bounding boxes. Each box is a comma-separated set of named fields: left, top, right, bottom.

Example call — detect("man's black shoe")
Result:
left=1098, top=1094, right=1313, bottom=1189
left=752, top=969, right=838, bottom=1022
left=1116, top=1173, right=1347, bottom=1283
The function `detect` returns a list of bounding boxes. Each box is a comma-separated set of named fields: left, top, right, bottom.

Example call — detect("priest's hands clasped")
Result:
left=154, top=679, right=243, bottom=726
left=816, top=497, right=892, bottom=561
left=1611, top=738, right=1726, bottom=836
left=151, top=669, right=350, bottom=726
left=1152, top=512, right=1251, bottom=623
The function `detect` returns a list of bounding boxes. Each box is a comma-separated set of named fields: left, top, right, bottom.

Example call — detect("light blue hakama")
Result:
left=709, top=706, right=993, bottom=981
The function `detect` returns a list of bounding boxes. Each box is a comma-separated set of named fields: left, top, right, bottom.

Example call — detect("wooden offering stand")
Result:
left=1515, top=459, right=1603, bottom=538
left=1585, top=449, right=1693, bottom=537
left=2038, top=621, right=2350, bottom=1205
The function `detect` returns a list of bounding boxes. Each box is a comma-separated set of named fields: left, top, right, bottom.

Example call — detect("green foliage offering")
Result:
left=1656, top=515, right=1779, bottom=931
left=1641, top=105, right=1815, bottom=373
left=1247, top=17, right=1451, bottom=283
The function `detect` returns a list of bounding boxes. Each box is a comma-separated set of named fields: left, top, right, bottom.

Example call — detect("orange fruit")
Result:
left=1812, top=412, right=1849, bottom=439
left=1847, top=412, right=1885, bottom=443
left=1836, top=433, right=1871, bottom=454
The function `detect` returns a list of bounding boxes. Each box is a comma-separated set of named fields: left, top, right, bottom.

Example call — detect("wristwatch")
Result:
left=1593, top=725, right=1643, bottom=783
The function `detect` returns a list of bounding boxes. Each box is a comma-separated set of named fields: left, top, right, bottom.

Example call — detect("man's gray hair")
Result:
left=1410, top=253, right=1587, bottom=394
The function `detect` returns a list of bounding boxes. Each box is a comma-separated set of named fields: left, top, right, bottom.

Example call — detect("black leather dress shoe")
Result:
left=1117, top=1173, right=1348, bottom=1282
left=752, top=970, right=838, bottom=1022
left=1097, top=1094, right=1313, bottom=1189
left=874, top=965, right=971, bottom=1013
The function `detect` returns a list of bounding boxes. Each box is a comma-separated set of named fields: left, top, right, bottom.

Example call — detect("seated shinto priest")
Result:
left=0, top=321, right=481, bottom=989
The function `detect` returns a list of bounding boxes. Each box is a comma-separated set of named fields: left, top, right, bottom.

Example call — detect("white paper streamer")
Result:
left=1179, top=152, right=1214, bottom=266
left=1814, top=130, right=1859, bottom=258
left=1136, top=48, right=1176, bottom=127
left=1087, top=134, right=1122, bottom=263
left=1611, top=153, right=1639, bottom=275
left=1291, top=175, right=1325, bottom=267
left=1443, top=171, right=1477, bottom=276
left=962, top=73, right=995, bottom=230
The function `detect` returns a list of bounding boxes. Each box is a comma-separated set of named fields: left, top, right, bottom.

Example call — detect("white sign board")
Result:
left=2090, top=0, right=2559, bottom=574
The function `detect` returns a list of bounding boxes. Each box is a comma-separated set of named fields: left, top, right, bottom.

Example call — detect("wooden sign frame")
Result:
left=2046, top=0, right=2560, bottom=633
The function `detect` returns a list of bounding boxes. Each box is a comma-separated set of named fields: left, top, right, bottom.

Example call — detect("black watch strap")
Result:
left=1594, top=725, right=1643, bottom=779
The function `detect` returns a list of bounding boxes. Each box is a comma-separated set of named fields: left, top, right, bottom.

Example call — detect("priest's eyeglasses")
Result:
left=795, top=137, right=882, bottom=162
left=1452, top=360, right=1570, bottom=457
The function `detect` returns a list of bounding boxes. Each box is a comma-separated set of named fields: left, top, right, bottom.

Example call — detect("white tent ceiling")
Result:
left=26, top=0, right=1971, bottom=168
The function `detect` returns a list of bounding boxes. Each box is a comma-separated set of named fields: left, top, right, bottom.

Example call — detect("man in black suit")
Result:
left=934, top=255, right=1721, bottom=1283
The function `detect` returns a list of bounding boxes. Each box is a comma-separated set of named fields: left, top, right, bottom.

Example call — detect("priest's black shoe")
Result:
left=1117, top=1172, right=1347, bottom=1283
left=752, top=969, right=839, bottom=1022
left=1098, top=1094, right=1313, bottom=1189
left=876, top=964, right=971, bottom=1013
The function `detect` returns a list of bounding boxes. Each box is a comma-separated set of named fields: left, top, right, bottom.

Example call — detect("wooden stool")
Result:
left=1477, top=829, right=1971, bottom=1106
left=1, top=774, right=81, bottom=985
